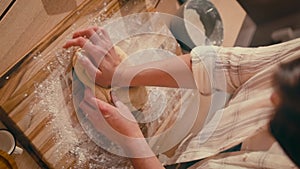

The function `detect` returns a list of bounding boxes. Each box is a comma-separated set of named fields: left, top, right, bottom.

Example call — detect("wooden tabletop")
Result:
left=0, top=0, right=245, bottom=168
left=0, top=0, right=177, bottom=168
left=0, top=0, right=86, bottom=78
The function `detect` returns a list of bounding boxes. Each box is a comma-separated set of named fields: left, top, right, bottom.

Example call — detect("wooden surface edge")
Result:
left=0, top=0, right=15, bottom=20
left=0, top=0, right=98, bottom=80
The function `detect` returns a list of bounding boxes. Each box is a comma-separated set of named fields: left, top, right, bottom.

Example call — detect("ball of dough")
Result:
left=72, top=46, right=148, bottom=111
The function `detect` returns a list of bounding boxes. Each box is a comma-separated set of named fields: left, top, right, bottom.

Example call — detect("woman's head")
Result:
left=270, top=57, right=300, bottom=167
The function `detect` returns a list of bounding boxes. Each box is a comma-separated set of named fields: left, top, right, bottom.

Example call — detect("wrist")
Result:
left=112, top=65, right=127, bottom=87
left=113, top=65, right=139, bottom=87
left=122, top=137, right=155, bottom=158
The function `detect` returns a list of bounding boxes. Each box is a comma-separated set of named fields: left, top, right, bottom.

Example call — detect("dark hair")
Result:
left=270, top=57, right=300, bottom=167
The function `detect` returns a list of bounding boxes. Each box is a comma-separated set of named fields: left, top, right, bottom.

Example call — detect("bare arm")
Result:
left=130, top=157, right=165, bottom=169
left=64, top=27, right=196, bottom=89
left=116, top=54, right=196, bottom=89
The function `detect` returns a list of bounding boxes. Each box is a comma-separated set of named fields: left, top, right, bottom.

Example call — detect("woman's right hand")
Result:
left=63, top=26, right=122, bottom=87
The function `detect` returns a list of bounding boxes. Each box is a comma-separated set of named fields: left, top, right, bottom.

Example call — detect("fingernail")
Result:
left=103, top=114, right=111, bottom=118
left=114, top=100, right=123, bottom=109
left=96, top=100, right=111, bottom=118
left=110, top=92, right=123, bottom=109
left=110, top=90, right=118, bottom=104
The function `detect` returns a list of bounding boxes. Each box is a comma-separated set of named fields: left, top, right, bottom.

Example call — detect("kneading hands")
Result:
left=64, top=27, right=165, bottom=169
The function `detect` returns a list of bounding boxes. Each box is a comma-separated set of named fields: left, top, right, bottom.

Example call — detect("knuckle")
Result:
left=96, top=70, right=102, bottom=78
left=87, top=28, right=94, bottom=35
left=99, top=27, right=108, bottom=36
left=101, top=105, right=110, bottom=113
left=112, top=61, right=119, bottom=67
left=98, top=27, right=105, bottom=32
left=92, top=26, right=99, bottom=31
left=77, top=37, right=86, bottom=46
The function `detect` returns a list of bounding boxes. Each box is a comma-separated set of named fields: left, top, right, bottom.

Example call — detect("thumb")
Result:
left=77, top=52, right=102, bottom=82
left=110, top=91, right=136, bottom=122
left=111, top=91, right=129, bottom=111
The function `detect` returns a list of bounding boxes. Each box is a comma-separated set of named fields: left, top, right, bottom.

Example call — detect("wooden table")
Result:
left=0, top=0, right=166, bottom=168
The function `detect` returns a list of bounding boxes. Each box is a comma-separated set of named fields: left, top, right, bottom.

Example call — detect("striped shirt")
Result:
left=159, top=38, right=300, bottom=168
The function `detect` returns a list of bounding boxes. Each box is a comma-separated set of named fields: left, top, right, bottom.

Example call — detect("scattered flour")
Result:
left=31, top=49, right=132, bottom=168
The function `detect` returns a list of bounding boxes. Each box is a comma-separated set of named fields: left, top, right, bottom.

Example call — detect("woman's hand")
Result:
left=79, top=88, right=165, bottom=168
left=79, top=88, right=144, bottom=141
left=63, top=26, right=121, bottom=87
left=79, top=88, right=153, bottom=157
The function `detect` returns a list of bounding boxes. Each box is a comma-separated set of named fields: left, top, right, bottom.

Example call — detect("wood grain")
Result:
left=0, top=0, right=86, bottom=77
left=0, top=0, right=174, bottom=168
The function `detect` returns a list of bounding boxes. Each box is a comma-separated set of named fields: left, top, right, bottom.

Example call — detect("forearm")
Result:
left=123, top=139, right=165, bottom=169
left=118, top=54, right=196, bottom=88
left=130, top=156, right=165, bottom=169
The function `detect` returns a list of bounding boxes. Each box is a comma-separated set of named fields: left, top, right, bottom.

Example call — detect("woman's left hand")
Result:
left=79, top=88, right=144, bottom=144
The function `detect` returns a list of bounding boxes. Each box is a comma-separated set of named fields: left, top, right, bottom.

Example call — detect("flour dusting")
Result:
left=30, top=49, right=132, bottom=168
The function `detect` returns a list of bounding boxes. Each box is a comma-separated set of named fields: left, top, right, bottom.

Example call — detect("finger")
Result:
left=110, top=91, right=136, bottom=122
left=72, top=26, right=98, bottom=38
left=81, top=99, right=128, bottom=142
left=78, top=54, right=103, bottom=83
left=81, top=95, right=115, bottom=125
left=99, top=27, right=110, bottom=41
left=83, top=27, right=117, bottom=64
left=110, top=90, right=119, bottom=105
left=63, top=36, right=100, bottom=53
left=77, top=41, right=106, bottom=66
left=79, top=100, right=114, bottom=135
left=83, top=89, right=115, bottom=119
left=96, top=99, right=118, bottom=119
left=81, top=43, right=107, bottom=67
left=115, top=100, right=136, bottom=122
left=73, top=27, right=102, bottom=45
left=110, top=91, right=128, bottom=111
left=64, top=37, right=105, bottom=66
left=97, top=27, right=114, bottom=51
left=79, top=100, right=99, bottom=120
left=83, top=88, right=98, bottom=108
left=63, top=36, right=87, bottom=48
left=105, top=46, right=119, bottom=64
